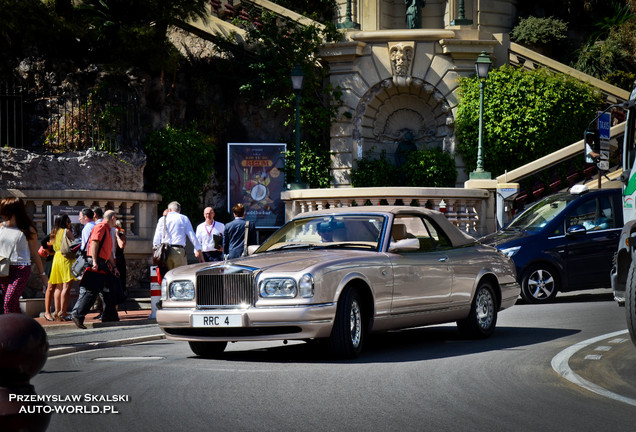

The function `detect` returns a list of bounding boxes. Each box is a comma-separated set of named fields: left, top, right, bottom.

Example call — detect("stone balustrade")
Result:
left=1, top=189, right=161, bottom=260
left=281, top=186, right=495, bottom=237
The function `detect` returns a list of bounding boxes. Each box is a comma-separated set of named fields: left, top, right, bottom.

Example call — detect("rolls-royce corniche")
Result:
left=156, top=206, right=520, bottom=358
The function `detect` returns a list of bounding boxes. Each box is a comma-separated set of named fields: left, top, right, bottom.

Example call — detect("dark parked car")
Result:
left=479, top=185, right=623, bottom=303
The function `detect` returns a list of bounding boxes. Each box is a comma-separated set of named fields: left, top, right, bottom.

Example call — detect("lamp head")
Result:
left=475, top=51, right=492, bottom=79
left=291, top=64, right=304, bottom=92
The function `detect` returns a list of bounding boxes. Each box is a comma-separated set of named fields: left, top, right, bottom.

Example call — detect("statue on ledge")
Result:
left=405, top=0, right=426, bottom=29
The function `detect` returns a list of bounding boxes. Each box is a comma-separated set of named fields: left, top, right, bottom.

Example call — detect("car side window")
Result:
left=392, top=216, right=451, bottom=252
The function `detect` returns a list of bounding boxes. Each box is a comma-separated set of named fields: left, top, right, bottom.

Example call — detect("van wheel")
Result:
left=521, top=264, right=558, bottom=303
left=626, top=262, right=636, bottom=347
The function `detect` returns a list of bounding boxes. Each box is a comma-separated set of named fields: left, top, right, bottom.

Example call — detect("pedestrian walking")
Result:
left=152, top=201, right=203, bottom=271
left=115, top=219, right=127, bottom=291
left=223, top=203, right=257, bottom=259
left=196, top=207, right=225, bottom=262
left=71, top=210, right=120, bottom=329
left=0, top=197, right=48, bottom=314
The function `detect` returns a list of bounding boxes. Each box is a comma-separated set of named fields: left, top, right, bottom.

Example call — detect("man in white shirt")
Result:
left=78, top=207, right=96, bottom=255
left=153, top=201, right=203, bottom=270
left=196, top=207, right=225, bottom=262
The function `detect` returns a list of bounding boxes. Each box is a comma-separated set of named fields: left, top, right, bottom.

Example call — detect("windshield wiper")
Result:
left=265, top=243, right=316, bottom=252
left=311, top=243, right=377, bottom=250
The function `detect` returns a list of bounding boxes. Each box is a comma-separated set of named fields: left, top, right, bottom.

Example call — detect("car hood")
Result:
left=167, top=249, right=379, bottom=278
left=479, top=229, right=531, bottom=248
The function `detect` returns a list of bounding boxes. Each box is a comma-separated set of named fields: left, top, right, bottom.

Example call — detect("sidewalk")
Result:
left=34, top=308, right=157, bottom=331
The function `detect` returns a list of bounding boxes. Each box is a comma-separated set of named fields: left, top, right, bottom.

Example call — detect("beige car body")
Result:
left=156, top=206, right=520, bottom=354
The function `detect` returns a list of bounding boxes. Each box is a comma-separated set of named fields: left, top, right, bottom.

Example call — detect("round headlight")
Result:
left=169, top=280, right=195, bottom=300
left=259, top=278, right=297, bottom=298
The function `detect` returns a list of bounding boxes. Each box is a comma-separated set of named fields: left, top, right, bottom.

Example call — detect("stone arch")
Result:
left=352, top=77, right=455, bottom=164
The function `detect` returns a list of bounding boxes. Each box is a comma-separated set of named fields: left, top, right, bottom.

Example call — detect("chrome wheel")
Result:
left=328, top=287, right=365, bottom=358
left=457, top=282, right=498, bottom=339
left=350, top=298, right=362, bottom=349
left=475, top=287, right=495, bottom=331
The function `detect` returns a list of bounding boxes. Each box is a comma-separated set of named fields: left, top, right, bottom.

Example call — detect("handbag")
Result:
left=38, top=245, right=50, bottom=258
left=0, top=225, right=20, bottom=277
left=152, top=216, right=170, bottom=266
left=71, top=254, right=90, bottom=278
left=60, top=229, right=76, bottom=260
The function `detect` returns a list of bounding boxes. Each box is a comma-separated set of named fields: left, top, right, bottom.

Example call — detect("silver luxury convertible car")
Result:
left=156, top=206, right=520, bottom=358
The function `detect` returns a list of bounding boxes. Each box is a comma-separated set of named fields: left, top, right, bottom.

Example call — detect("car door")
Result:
left=564, top=193, right=621, bottom=289
left=389, top=215, right=453, bottom=314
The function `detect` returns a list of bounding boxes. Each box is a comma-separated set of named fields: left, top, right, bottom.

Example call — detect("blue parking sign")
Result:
left=598, top=111, right=611, bottom=139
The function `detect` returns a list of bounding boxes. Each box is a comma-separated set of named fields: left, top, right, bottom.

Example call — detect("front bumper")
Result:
left=156, top=302, right=337, bottom=342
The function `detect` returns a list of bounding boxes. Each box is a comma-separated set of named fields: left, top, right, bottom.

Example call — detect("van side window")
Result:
left=567, top=197, right=614, bottom=231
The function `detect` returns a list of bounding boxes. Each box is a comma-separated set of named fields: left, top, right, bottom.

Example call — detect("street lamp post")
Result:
left=289, top=65, right=306, bottom=190
left=337, top=0, right=360, bottom=29
left=470, top=51, right=492, bottom=180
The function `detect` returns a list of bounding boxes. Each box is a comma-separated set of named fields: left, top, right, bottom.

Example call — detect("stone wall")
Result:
left=0, top=148, right=146, bottom=192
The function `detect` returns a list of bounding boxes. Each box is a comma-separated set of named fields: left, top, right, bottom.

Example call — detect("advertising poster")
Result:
left=227, top=143, right=287, bottom=228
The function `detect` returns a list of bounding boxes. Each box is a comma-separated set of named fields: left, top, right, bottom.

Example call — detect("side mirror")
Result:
left=566, top=224, right=587, bottom=237
left=389, top=238, right=420, bottom=252
left=247, top=245, right=259, bottom=256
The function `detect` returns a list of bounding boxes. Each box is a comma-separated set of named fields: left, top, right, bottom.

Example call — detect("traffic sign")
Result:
left=598, top=111, right=611, bottom=139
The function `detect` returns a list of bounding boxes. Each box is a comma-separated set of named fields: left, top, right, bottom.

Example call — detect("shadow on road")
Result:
left=196, top=325, right=579, bottom=364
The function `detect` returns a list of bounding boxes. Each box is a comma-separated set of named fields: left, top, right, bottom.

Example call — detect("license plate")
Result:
left=192, top=314, right=242, bottom=328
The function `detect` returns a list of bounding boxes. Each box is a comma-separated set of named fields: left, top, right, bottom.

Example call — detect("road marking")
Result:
left=552, top=329, right=636, bottom=407
left=584, top=354, right=603, bottom=360
left=93, top=356, right=165, bottom=361
left=594, top=346, right=612, bottom=352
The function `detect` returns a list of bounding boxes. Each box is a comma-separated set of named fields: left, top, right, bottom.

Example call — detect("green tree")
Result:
left=145, top=124, right=216, bottom=219
left=213, top=10, right=342, bottom=188
left=456, top=65, right=603, bottom=175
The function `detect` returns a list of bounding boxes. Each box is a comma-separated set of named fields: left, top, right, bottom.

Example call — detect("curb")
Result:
left=49, top=333, right=166, bottom=357
left=43, top=318, right=158, bottom=332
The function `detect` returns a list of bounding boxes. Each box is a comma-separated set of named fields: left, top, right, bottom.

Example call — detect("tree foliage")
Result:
left=144, top=124, right=216, bottom=219
left=404, top=148, right=457, bottom=187
left=213, top=10, right=342, bottom=188
left=350, top=150, right=399, bottom=187
left=510, top=16, right=568, bottom=45
left=456, top=65, right=603, bottom=175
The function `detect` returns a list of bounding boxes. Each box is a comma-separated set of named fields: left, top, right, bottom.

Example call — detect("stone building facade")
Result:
left=326, top=0, right=518, bottom=186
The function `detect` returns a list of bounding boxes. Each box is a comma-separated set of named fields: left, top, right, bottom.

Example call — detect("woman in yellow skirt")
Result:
left=45, top=214, right=76, bottom=321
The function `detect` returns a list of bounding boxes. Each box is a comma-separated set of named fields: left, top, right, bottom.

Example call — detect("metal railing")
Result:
left=0, top=82, right=142, bottom=152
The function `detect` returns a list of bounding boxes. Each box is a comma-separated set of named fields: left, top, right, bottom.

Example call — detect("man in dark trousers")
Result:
left=223, top=203, right=256, bottom=259
left=71, top=210, right=120, bottom=329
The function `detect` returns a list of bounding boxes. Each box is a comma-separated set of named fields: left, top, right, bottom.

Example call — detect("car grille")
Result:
left=196, top=273, right=256, bottom=307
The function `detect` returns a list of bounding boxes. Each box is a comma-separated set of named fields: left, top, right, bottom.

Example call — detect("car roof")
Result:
left=292, top=205, right=476, bottom=247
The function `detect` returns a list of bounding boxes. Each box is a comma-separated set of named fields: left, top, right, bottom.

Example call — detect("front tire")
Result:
left=626, top=262, right=636, bottom=347
left=457, top=282, right=498, bottom=339
left=521, top=264, right=559, bottom=303
left=189, top=341, right=228, bottom=358
left=327, top=287, right=365, bottom=359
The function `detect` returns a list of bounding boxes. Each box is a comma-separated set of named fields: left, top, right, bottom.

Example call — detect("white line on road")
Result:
left=551, top=329, right=636, bottom=407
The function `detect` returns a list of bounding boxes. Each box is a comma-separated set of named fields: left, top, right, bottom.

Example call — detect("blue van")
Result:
left=479, top=185, right=623, bottom=303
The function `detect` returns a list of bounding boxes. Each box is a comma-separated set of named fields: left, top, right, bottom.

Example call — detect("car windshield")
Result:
left=506, top=194, right=577, bottom=232
left=257, top=214, right=386, bottom=252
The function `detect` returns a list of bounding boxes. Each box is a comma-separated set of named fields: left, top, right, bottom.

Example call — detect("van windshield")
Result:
left=506, top=194, right=577, bottom=232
